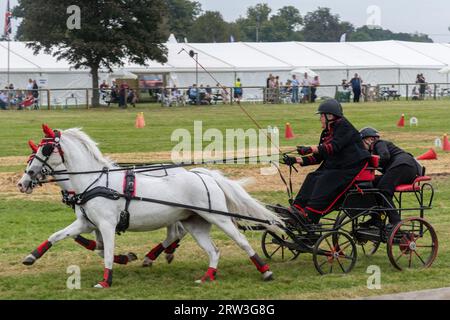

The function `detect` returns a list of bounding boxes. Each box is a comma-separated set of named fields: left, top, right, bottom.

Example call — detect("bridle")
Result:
left=26, top=130, right=65, bottom=180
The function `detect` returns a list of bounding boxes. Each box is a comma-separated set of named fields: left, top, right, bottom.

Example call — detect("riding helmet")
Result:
left=359, top=127, right=380, bottom=139
left=316, top=99, right=343, bottom=117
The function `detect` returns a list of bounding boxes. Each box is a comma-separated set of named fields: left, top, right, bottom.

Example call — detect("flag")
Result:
left=4, top=0, right=12, bottom=37
left=230, top=35, right=235, bottom=43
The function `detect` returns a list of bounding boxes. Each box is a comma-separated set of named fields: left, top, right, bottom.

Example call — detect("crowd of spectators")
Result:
left=0, top=79, right=39, bottom=110
left=265, top=72, right=320, bottom=104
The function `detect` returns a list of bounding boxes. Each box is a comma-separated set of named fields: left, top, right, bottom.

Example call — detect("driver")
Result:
left=359, top=127, right=423, bottom=227
left=283, top=99, right=371, bottom=224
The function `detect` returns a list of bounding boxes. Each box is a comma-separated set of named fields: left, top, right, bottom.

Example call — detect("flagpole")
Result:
left=7, top=34, right=10, bottom=85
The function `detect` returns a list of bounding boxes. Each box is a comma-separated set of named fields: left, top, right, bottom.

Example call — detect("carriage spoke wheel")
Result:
left=357, top=214, right=381, bottom=256
left=359, top=239, right=381, bottom=257
left=387, top=217, right=438, bottom=271
left=261, top=230, right=300, bottom=261
left=313, top=231, right=357, bottom=275
left=336, top=213, right=380, bottom=257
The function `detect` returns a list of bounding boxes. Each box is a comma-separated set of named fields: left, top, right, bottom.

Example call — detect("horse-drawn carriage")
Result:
left=262, top=155, right=438, bottom=274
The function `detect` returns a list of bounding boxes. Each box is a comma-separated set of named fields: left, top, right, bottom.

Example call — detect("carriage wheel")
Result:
left=387, top=217, right=438, bottom=271
left=261, top=230, right=300, bottom=261
left=335, top=213, right=380, bottom=257
left=358, top=239, right=381, bottom=257
left=356, top=214, right=381, bottom=256
left=313, top=231, right=357, bottom=275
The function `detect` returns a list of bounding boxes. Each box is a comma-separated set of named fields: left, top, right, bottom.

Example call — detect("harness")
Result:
left=28, top=129, right=284, bottom=231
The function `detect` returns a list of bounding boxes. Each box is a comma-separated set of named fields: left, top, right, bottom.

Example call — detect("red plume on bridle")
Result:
left=42, top=124, right=55, bottom=139
left=28, top=140, right=38, bottom=153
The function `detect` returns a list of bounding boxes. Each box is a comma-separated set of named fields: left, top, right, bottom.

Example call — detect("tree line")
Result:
left=167, top=2, right=432, bottom=43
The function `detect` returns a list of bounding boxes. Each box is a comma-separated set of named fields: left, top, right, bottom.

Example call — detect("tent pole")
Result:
left=7, top=37, right=11, bottom=109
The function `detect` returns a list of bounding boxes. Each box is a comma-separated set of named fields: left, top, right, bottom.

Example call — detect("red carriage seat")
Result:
left=355, top=155, right=379, bottom=182
left=395, top=176, right=432, bottom=192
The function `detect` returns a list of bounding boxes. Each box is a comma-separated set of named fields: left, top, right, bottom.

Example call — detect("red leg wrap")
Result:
left=32, top=240, right=52, bottom=258
left=114, top=255, right=129, bottom=265
left=145, top=243, right=164, bottom=260
left=164, top=240, right=180, bottom=254
left=200, top=267, right=217, bottom=282
left=74, top=235, right=97, bottom=251
left=98, top=268, right=113, bottom=287
left=250, top=254, right=270, bottom=273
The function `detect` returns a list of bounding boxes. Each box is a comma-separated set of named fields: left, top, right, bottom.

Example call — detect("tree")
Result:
left=265, top=6, right=303, bottom=42
left=348, top=26, right=433, bottom=42
left=189, top=11, right=230, bottom=42
left=14, top=0, right=169, bottom=106
left=165, top=0, right=202, bottom=42
left=302, top=7, right=352, bottom=42
left=236, top=3, right=272, bottom=41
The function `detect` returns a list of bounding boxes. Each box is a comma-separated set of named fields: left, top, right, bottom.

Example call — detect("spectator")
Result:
left=416, top=74, right=426, bottom=99
left=110, top=81, right=118, bottom=104
left=26, top=79, right=33, bottom=95
left=291, top=74, right=299, bottom=103
left=127, top=88, right=137, bottom=107
left=266, top=73, right=273, bottom=89
left=411, top=87, right=420, bottom=100
left=32, top=80, right=39, bottom=109
left=301, top=73, right=310, bottom=103
left=199, top=84, right=210, bottom=105
left=234, top=78, right=243, bottom=102
left=99, top=80, right=109, bottom=103
left=219, top=84, right=229, bottom=104
left=119, top=81, right=129, bottom=108
left=350, top=73, right=363, bottom=102
left=171, top=85, right=184, bottom=106
left=341, top=79, right=350, bottom=91
left=311, top=75, right=320, bottom=103
left=267, top=75, right=276, bottom=103
left=274, top=76, right=280, bottom=103
left=188, top=84, right=198, bottom=104
left=0, top=91, right=8, bottom=110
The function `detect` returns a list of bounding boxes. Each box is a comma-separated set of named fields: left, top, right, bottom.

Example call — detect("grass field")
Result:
left=0, top=100, right=449, bottom=299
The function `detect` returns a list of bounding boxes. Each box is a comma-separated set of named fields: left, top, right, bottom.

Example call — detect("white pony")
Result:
left=18, top=140, right=187, bottom=266
left=18, top=125, right=283, bottom=288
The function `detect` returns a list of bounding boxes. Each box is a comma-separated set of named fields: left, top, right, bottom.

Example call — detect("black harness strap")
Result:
left=192, top=171, right=212, bottom=212
left=273, top=162, right=294, bottom=203
left=75, top=186, right=121, bottom=205
left=116, top=170, right=135, bottom=234
left=129, top=195, right=273, bottom=225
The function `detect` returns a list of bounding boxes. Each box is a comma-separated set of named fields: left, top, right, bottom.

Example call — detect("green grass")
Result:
left=0, top=100, right=449, bottom=157
left=0, top=100, right=449, bottom=299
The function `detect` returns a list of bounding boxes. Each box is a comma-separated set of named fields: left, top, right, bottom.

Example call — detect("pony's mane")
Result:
left=61, top=128, right=114, bottom=167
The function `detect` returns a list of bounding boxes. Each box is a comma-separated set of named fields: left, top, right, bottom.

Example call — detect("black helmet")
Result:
left=360, top=127, right=380, bottom=139
left=316, top=99, right=343, bottom=117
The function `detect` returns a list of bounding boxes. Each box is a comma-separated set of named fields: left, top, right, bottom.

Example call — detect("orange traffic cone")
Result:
left=416, top=148, right=437, bottom=160
left=285, top=122, right=295, bottom=139
left=397, top=114, right=405, bottom=127
left=443, top=134, right=450, bottom=152
left=135, top=112, right=145, bottom=128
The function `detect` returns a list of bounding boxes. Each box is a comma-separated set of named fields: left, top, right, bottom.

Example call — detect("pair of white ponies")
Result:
left=17, top=124, right=284, bottom=288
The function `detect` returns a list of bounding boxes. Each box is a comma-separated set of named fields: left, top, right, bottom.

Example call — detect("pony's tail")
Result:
left=190, top=168, right=285, bottom=233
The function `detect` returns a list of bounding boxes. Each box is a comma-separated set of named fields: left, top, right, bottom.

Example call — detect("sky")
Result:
left=197, top=0, right=450, bottom=42
left=1, top=0, right=449, bottom=42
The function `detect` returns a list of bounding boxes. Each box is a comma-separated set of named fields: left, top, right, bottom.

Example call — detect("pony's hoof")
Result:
left=127, top=252, right=138, bottom=262
left=165, top=253, right=174, bottom=264
left=94, top=281, right=110, bottom=288
left=142, top=257, right=154, bottom=267
left=195, top=267, right=217, bottom=284
left=22, top=254, right=36, bottom=266
left=262, top=270, right=274, bottom=281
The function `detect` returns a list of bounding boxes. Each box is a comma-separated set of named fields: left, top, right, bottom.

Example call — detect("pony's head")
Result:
left=17, top=124, right=66, bottom=193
